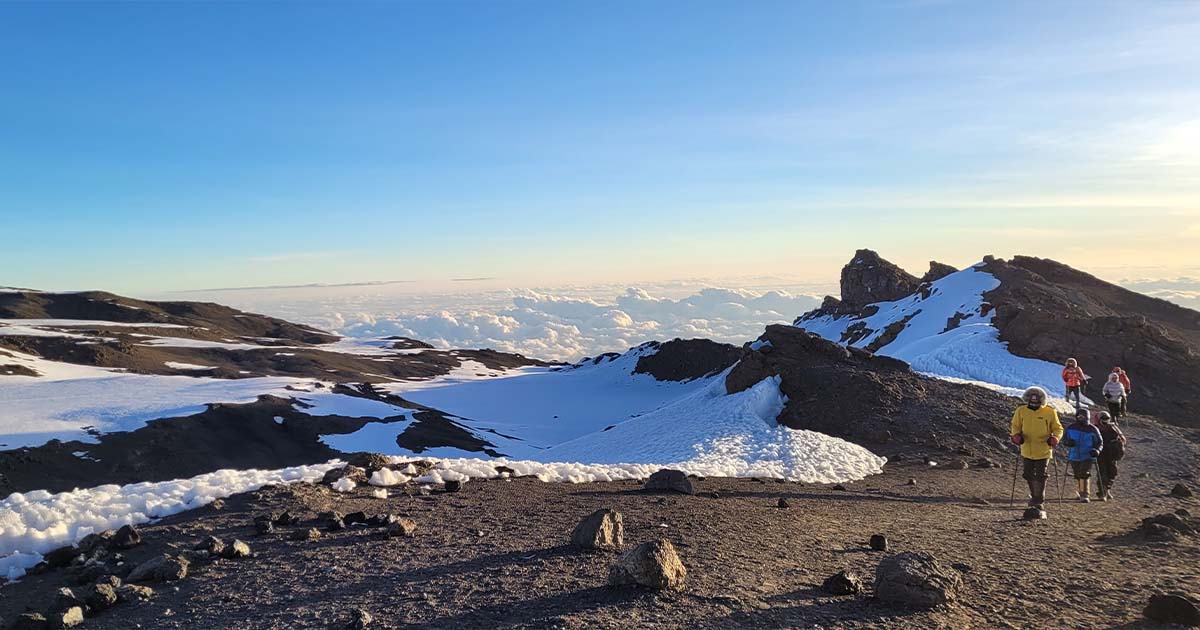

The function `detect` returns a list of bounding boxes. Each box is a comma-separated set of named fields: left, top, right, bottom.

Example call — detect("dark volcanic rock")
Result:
left=126, top=555, right=188, bottom=583
left=838, top=249, right=920, bottom=310
left=983, top=255, right=1200, bottom=424
left=1171, top=483, right=1194, bottom=498
left=726, top=325, right=1016, bottom=456
left=221, top=540, right=252, bottom=559
left=85, top=582, right=119, bottom=612
left=632, top=338, right=743, bottom=382
left=608, top=539, right=687, bottom=590
left=570, top=508, right=624, bottom=550
left=111, top=524, right=142, bottom=549
left=644, top=469, right=695, bottom=495
left=920, top=261, right=958, bottom=284
left=48, top=607, right=83, bottom=629
left=42, top=545, right=79, bottom=569
left=869, top=534, right=889, bottom=551
left=348, top=608, right=374, bottom=629
left=874, top=552, right=962, bottom=610
left=386, top=518, right=417, bottom=538
left=195, top=536, right=226, bottom=555
left=443, top=479, right=463, bottom=493
left=822, top=570, right=863, bottom=596
left=1144, top=593, right=1200, bottom=626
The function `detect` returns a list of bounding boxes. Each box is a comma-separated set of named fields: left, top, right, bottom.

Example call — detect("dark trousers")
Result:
left=1023, top=458, right=1049, bottom=507
left=1107, top=399, right=1123, bottom=419
left=1098, top=458, right=1118, bottom=488
left=1067, top=385, right=1082, bottom=404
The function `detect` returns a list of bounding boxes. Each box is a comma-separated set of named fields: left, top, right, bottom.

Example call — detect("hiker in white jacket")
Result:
left=1102, top=373, right=1127, bottom=419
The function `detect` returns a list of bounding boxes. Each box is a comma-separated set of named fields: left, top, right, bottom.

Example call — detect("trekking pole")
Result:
left=1010, top=449, right=1021, bottom=507
left=1051, top=454, right=1063, bottom=503
left=1093, top=459, right=1106, bottom=501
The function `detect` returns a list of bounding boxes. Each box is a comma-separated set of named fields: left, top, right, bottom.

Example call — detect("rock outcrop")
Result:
left=632, top=339, right=743, bottom=382
left=838, top=249, right=920, bottom=311
left=982, top=256, right=1200, bottom=423
left=920, top=261, right=957, bottom=284
left=726, top=325, right=1017, bottom=456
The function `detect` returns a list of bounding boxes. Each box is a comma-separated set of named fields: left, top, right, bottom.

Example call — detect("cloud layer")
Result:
left=292, top=286, right=821, bottom=362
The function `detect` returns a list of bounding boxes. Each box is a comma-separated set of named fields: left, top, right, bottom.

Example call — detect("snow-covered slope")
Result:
left=797, top=263, right=1074, bottom=407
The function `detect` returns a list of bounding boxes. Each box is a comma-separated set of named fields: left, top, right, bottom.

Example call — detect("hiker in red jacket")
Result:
left=1112, top=367, right=1132, bottom=415
left=1062, top=358, right=1088, bottom=406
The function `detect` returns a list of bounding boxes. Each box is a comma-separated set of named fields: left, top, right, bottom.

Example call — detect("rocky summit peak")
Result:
left=839, top=249, right=920, bottom=309
left=920, top=261, right=957, bottom=284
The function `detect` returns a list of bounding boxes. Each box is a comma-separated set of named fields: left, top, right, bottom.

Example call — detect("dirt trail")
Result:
left=2, top=415, right=1196, bottom=629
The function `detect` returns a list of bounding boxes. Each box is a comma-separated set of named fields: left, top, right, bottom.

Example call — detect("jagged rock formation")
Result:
left=796, top=250, right=1200, bottom=425
left=920, top=261, right=958, bottom=284
left=837, top=249, right=920, bottom=311
left=726, top=325, right=1017, bottom=456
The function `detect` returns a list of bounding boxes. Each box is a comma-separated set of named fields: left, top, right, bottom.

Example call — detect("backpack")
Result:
left=1099, top=424, right=1125, bottom=461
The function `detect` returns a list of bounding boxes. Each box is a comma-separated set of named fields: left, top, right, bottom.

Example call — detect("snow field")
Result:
left=0, top=462, right=338, bottom=581
left=798, top=265, right=1081, bottom=404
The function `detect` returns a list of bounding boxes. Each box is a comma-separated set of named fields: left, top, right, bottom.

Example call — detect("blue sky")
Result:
left=2, top=1, right=1198, bottom=294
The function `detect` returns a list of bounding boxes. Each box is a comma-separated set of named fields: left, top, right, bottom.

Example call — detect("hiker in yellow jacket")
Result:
left=1010, top=386, right=1064, bottom=513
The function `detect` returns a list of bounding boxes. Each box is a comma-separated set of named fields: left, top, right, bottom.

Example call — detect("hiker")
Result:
left=1061, top=358, right=1088, bottom=406
left=1011, top=386, right=1063, bottom=514
left=1096, top=411, right=1126, bottom=501
left=1112, top=366, right=1132, bottom=415
left=1063, top=408, right=1104, bottom=502
left=1102, top=372, right=1127, bottom=419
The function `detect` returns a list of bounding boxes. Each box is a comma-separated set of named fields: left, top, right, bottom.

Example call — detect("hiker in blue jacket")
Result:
left=1062, top=409, right=1104, bottom=503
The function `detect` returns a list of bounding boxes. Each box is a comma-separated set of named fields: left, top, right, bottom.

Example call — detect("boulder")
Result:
left=48, top=607, right=83, bottom=629
left=53, top=587, right=82, bottom=612
left=273, top=512, right=301, bottom=527
left=85, top=582, right=119, bottom=612
left=348, top=609, right=374, bottom=629
left=869, top=534, right=888, bottom=551
left=874, top=552, right=962, bottom=610
left=644, top=469, right=695, bottom=495
left=822, top=570, right=863, bottom=596
left=344, top=511, right=368, bottom=526
left=1171, top=483, right=1194, bottom=499
left=126, top=554, right=188, bottom=583
left=346, top=452, right=391, bottom=471
left=254, top=520, right=274, bottom=536
left=323, top=465, right=369, bottom=485
left=77, top=530, right=115, bottom=554
left=1144, top=593, right=1200, bottom=626
left=608, top=539, right=686, bottom=590
left=110, top=525, right=142, bottom=549
left=221, top=540, right=252, bottom=559
left=194, top=536, right=226, bottom=556
left=570, top=508, right=624, bottom=550
left=116, top=584, right=155, bottom=603
left=386, top=518, right=417, bottom=538
left=777, top=498, right=791, bottom=509
left=43, top=545, right=79, bottom=569
left=444, top=479, right=463, bottom=493
left=291, top=528, right=322, bottom=542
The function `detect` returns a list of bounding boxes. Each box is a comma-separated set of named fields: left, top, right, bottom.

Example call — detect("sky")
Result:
left=1, top=1, right=1198, bottom=295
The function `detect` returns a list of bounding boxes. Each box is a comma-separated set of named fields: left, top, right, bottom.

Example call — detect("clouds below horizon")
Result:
left=287, top=286, right=822, bottom=362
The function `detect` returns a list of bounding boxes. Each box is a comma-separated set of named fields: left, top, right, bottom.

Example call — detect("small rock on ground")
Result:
left=570, top=508, right=624, bottom=550
left=644, top=469, right=695, bottom=495
left=608, top=539, right=686, bottom=590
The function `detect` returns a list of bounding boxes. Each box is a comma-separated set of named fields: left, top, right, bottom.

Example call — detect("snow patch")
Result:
left=0, top=461, right=337, bottom=580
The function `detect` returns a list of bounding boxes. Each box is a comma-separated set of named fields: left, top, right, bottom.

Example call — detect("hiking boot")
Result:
left=1079, top=495, right=1090, bottom=503
left=1103, top=491, right=1113, bottom=501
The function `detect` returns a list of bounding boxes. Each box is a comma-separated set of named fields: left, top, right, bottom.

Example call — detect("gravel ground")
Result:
left=2, top=416, right=1197, bottom=629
